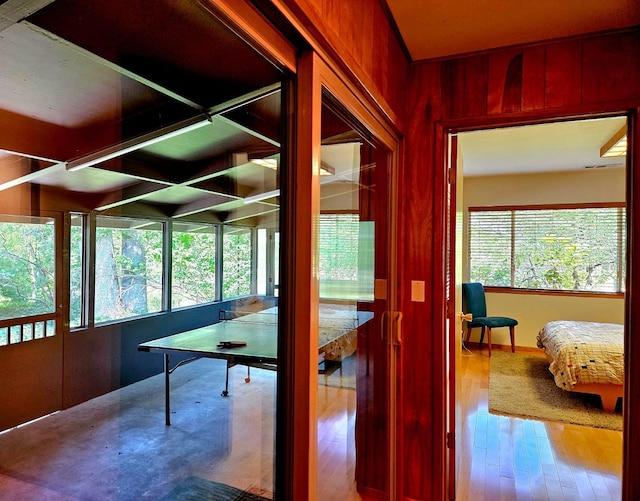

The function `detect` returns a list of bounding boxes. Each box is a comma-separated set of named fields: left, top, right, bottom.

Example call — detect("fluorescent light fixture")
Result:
left=600, top=125, right=627, bottom=158
left=66, top=116, right=211, bottom=172
left=243, top=189, right=280, bottom=204
left=251, top=158, right=278, bottom=170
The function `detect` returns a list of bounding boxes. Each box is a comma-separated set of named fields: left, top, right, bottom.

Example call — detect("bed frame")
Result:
left=544, top=353, right=623, bottom=412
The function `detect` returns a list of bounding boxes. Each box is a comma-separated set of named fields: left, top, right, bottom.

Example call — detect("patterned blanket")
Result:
left=536, top=320, right=624, bottom=390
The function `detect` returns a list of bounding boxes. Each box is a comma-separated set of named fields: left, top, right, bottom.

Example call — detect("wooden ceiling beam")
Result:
left=23, top=21, right=204, bottom=112
left=94, top=181, right=171, bottom=212
left=171, top=193, right=239, bottom=219
left=0, top=0, right=55, bottom=33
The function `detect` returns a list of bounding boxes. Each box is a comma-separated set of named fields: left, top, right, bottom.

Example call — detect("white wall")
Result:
left=463, top=167, right=625, bottom=348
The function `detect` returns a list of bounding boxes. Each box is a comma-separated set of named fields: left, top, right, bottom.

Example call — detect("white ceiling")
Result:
left=458, top=116, right=627, bottom=177
left=386, top=0, right=640, bottom=61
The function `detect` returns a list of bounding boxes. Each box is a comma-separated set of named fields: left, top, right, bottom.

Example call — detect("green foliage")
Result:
left=222, top=229, right=251, bottom=299
left=171, top=231, right=216, bottom=307
left=0, top=220, right=55, bottom=320
left=470, top=207, right=624, bottom=292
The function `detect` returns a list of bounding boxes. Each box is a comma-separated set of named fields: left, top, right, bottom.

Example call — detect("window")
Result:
left=171, top=222, right=216, bottom=308
left=222, top=226, right=252, bottom=300
left=468, top=205, right=626, bottom=293
left=69, top=213, right=85, bottom=328
left=0, top=214, right=57, bottom=346
left=318, top=213, right=374, bottom=300
left=94, top=217, right=164, bottom=322
left=0, top=214, right=56, bottom=320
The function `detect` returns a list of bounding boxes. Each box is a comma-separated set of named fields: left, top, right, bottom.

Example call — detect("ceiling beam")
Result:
left=0, top=0, right=55, bottom=33
left=171, top=194, right=239, bottom=219
left=23, top=21, right=204, bottom=111
left=66, top=82, right=282, bottom=173
left=0, top=150, right=66, bottom=191
left=95, top=181, right=171, bottom=212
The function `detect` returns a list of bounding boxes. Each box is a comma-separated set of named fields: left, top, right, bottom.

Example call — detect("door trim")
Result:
left=437, top=106, right=638, bottom=499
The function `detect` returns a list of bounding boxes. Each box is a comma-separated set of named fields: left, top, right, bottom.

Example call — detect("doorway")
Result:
left=450, top=115, right=628, bottom=499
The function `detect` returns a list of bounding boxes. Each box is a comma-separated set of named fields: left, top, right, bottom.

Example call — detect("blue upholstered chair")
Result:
left=462, top=282, right=517, bottom=357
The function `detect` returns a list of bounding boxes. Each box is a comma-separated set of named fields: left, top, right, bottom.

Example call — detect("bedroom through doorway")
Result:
left=454, top=115, right=627, bottom=499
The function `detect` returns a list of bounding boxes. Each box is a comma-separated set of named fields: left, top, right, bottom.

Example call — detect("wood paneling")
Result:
left=281, top=0, right=410, bottom=132
left=521, top=46, right=546, bottom=111
left=401, top=60, right=444, bottom=501
left=544, top=40, right=582, bottom=109
left=581, top=32, right=640, bottom=106
left=402, top=29, right=640, bottom=500
left=487, top=49, right=522, bottom=115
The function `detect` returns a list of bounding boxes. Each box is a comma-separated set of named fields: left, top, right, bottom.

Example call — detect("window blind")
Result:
left=468, top=206, right=625, bottom=293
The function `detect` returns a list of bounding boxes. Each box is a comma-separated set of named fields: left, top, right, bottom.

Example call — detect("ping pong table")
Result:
left=138, top=306, right=374, bottom=425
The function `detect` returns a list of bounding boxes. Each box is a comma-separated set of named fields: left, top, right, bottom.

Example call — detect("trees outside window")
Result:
left=0, top=215, right=55, bottom=320
left=94, top=217, right=163, bottom=323
left=222, top=226, right=252, bottom=300
left=171, top=222, right=216, bottom=308
left=468, top=205, right=625, bottom=293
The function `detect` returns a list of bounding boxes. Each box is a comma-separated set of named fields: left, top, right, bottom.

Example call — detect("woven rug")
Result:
left=489, top=351, right=622, bottom=431
left=160, top=477, right=270, bottom=500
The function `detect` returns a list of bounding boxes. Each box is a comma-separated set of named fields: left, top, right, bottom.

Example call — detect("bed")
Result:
left=536, top=320, right=624, bottom=412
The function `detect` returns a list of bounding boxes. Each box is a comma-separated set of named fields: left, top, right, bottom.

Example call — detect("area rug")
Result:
left=489, top=351, right=622, bottom=431
left=320, top=354, right=356, bottom=390
left=160, top=477, right=270, bottom=501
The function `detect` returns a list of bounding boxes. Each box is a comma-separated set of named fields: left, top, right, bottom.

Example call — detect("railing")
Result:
left=0, top=313, right=57, bottom=347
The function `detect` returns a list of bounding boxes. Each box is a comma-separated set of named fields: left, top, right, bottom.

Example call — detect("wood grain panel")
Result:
left=372, top=4, right=390, bottom=100
left=623, top=106, right=640, bottom=501
left=487, top=50, right=523, bottom=115
left=441, top=58, right=465, bottom=119
left=400, top=60, right=444, bottom=500
left=282, top=0, right=409, bottom=130
left=581, top=32, right=640, bottom=105
left=0, top=337, right=63, bottom=431
left=544, top=40, right=582, bottom=108
left=404, top=28, right=640, bottom=501
left=521, top=46, right=546, bottom=111
left=463, top=55, right=489, bottom=117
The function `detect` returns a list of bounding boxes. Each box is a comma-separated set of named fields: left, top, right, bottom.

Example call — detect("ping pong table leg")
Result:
left=164, top=353, right=171, bottom=425
left=222, top=359, right=230, bottom=397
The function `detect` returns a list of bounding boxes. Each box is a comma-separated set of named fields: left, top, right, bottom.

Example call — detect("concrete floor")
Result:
left=0, top=359, right=277, bottom=500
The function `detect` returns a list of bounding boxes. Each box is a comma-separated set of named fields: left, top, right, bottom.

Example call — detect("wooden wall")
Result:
left=281, top=0, right=410, bottom=131
left=401, top=29, right=640, bottom=500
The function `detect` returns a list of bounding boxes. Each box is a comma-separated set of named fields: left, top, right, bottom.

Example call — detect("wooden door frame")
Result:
left=437, top=104, right=639, bottom=499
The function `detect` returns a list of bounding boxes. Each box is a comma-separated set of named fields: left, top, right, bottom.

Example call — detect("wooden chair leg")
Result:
left=478, top=326, right=485, bottom=348
left=510, top=326, right=515, bottom=353
left=464, top=325, right=471, bottom=344
left=487, top=327, right=492, bottom=357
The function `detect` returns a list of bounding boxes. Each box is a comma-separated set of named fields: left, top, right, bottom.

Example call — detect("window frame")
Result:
left=0, top=210, right=62, bottom=345
left=467, top=202, right=626, bottom=297
left=92, top=215, right=167, bottom=325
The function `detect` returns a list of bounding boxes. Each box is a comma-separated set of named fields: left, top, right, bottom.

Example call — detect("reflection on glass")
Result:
left=316, top=98, right=388, bottom=498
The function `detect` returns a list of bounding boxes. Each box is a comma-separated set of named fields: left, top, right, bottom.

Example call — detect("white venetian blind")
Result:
left=468, top=206, right=625, bottom=292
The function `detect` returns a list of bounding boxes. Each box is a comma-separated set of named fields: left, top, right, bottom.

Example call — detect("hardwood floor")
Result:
left=456, top=346, right=623, bottom=500
left=0, top=347, right=619, bottom=500
left=317, top=383, right=360, bottom=499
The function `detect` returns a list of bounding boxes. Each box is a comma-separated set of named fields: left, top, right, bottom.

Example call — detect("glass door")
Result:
left=317, top=93, right=395, bottom=499
left=286, top=51, right=399, bottom=499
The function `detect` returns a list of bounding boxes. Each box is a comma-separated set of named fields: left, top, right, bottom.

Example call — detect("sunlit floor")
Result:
left=0, top=358, right=361, bottom=500
left=457, top=346, right=623, bottom=500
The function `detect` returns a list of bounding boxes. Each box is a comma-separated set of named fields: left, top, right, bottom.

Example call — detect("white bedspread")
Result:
left=536, top=320, right=624, bottom=390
